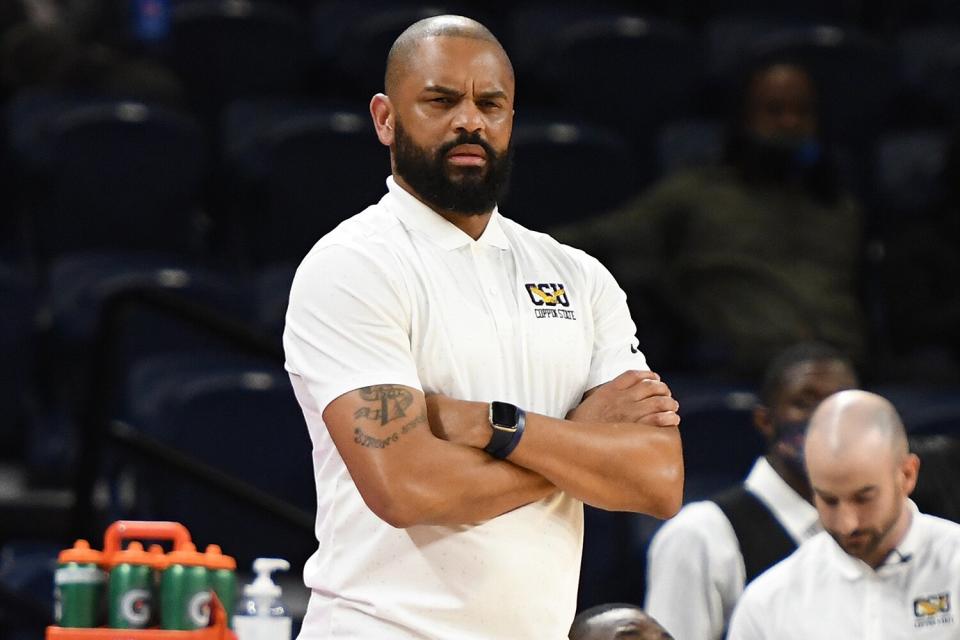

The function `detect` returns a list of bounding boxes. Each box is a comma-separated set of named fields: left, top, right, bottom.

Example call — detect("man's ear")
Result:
left=754, top=405, right=775, bottom=442
left=370, top=93, right=395, bottom=146
left=902, top=452, right=921, bottom=496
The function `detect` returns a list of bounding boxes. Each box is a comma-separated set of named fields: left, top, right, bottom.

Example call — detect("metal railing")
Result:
left=69, top=285, right=312, bottom=541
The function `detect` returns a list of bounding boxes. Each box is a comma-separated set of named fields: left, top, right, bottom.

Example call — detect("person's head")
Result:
left=755, top=342, right=859, bottom=489
left=805, top=390, right=920, bottom=568
left=742, top=62, right=818, bottom=144
left=568, top=603, right=673, bottom=640
left=369, top=15, right=514, bottom=216
left=723, top=59, right=841, bottom=202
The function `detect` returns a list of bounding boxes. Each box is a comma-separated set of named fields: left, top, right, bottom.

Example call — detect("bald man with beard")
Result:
left=284, top=15, right=682, bottom=640
left=727, top=390, right=960, bottom=639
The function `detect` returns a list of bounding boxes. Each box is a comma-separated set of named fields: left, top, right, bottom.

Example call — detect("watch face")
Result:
left=491, top=401, right=519, bottom=428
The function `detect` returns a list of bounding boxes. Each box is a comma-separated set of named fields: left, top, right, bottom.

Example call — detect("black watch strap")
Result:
left=484, top=401, right=526, bottom=459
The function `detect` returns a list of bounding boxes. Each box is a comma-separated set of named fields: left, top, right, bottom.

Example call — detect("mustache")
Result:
left=437, top=132, right=498, bottom=160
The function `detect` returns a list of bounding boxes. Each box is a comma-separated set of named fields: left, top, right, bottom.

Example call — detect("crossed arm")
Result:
left=322, top=370, right=684, bottom=528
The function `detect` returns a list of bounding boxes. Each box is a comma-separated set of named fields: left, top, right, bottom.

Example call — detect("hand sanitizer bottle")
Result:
left=233, top=558, right=291, bottom=640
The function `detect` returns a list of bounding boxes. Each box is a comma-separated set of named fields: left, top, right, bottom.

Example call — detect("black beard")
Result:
left=393, top=121, right=512, bottom=215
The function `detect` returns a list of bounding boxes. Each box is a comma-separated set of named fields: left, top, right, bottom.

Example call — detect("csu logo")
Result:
left=525, top=283, right=570, bottom=307
left=914, top=592, right=952, bottom=628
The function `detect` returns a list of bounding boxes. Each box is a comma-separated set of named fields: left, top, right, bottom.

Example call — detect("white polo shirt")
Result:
left=728, top=502, right=960, bottom=640
left=283, top=177, right=645, bottom=640
left=644, top=457, right=820, bottom=640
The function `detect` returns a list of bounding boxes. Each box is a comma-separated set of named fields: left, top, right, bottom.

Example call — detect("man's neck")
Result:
left=394, top=174, right=493, bottom=241
left=867, top=501, right=914, bottom=570
left=766, top=454, right=812, bottom=503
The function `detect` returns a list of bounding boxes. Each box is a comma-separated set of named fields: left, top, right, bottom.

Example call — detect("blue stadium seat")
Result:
left=123, top=354, right=315, bottom=568
left=873, top=129, right=949, bottom=218
left=879, top=0, right=960, bottom=29
left=656, top=118, right=724, bottom=176
left=897, top=27, right=960, bottom=124
left=315, top=2, right=489, bottom=98
left=254, top=262, right=298, bottom=339
left=0, top=263, right=36, bottom=451
left=704, top=15, right=810, bottom=80
left=222, top=99, right=390, bottom=265
left=44, top=252, right=249, bottom=346
left=872, top=384, right=960, bottom=437
left=523, top=14, right=703, bottom=144
left=29, top=252, right=251, bottom=481
left=6, top=92, right=207, bottom=266
left=910, top=410, right=960, bottom=438
left=500, top=115, right=641, bottom=229
left=505, top=4, right=643, bottom=79
left=164, top=0, right=311, bottom=118
left=672, top=386, right=764, bottom=502
left=702, top=0, right=860, bottom=24
left=0, top=542, right=59, bottom=635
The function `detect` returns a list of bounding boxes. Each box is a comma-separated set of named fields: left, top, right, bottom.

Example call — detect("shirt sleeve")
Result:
left=725, top=585, right=768, bottom=640
left=581, top=252, right=649, bottom=391
left=283, top=243, right=423, bottom=414
left=645, top=502, right=744, bottom=640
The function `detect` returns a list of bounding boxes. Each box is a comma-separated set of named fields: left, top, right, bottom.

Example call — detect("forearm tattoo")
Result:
left=353, top=385, right=425, bottom=448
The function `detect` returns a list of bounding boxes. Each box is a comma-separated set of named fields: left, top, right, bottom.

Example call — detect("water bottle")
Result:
left=54, top=540, right=105, bottom=628
left=160, top=541, right=211, bottom=630
left=204, top=544, right=237, bottom=627
left=107, top=541, right=155, bottom=629
left=233, top=558, right=291, bottom=640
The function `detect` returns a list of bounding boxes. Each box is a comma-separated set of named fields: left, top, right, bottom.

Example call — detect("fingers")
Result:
left=611, top=369, right=661, bottom=390
left=630, top=380, right=673, bottom=402
left=644, top=411, right=681, bottom=428
left=636, top=394, right=679, bottom=416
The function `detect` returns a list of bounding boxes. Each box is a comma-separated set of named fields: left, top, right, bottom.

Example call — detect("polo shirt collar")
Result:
left=744, top=457, right=821, bottom=545
left=834, top=499, right=921, bottom=581
left=384, top=176, right=510, bottom=251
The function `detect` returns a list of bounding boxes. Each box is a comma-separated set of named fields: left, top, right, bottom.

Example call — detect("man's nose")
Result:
left=776, top=111, right=803, bottom=135
left=833, top=504, right=859, bottom=535
left=452, top=101, right=484, bottom=134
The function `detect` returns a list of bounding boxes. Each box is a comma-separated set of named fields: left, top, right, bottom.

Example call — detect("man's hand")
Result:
left=566, top=370, right=679, bottom=427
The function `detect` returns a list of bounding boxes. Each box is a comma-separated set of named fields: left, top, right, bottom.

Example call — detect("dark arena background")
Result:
left=1, top=1, right=959, bottom=637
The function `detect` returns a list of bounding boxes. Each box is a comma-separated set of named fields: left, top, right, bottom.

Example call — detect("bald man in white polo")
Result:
left=728, top=390, right=960, bottom=639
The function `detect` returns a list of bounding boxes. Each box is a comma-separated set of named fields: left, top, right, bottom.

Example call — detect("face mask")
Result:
left=772, top=419, right=808, bottom=477
left=741, top=133, right=823, bottom=173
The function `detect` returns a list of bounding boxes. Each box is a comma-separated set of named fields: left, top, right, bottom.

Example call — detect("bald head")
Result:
left=804, top=390, right=920, bottom=568
left=806, top=390, right=908, bottom=463
left=569, top=604, right=673, bottom=640
left=384, top=15, right=513, bottom=96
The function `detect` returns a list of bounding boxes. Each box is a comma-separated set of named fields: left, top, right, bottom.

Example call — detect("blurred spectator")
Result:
left=569, top=603, right=674, bottom=640
left=1, top=11, right=183, bottom=105
left=645, top=342, right=857, bottom=640
left=552, top=61, right=865, bottom=378
left=727, top=389, right=960, bottom=639
left=879, top=128, right=960, bottom=383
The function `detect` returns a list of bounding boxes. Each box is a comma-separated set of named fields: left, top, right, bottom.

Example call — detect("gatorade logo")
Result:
left=120, top=589, right=151, bottom=626
left=188, top=590, right=211, bottom=627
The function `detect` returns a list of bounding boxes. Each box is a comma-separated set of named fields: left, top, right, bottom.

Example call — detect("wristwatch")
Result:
left=484, top=401, right=526, bottom=459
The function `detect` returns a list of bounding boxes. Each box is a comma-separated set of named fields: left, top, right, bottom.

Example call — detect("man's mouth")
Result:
left=446, top=144, right=487, bottom=166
